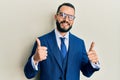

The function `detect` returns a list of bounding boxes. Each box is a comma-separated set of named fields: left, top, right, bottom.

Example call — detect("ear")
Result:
left=54, top=14, right=57, bottom=20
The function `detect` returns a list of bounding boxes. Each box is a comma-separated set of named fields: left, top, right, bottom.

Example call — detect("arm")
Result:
left=81, top=61, right=100, bottom=77
left=24, top=38, right=47, bottom=79
left=24, top=41, right=38, bottom=79
left=24, top=57, right=39, bottom=79
left=81, top=41, right=100, bottom=77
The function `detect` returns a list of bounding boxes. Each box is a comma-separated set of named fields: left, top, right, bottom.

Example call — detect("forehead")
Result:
left=59, top=6, right=75, bottom=15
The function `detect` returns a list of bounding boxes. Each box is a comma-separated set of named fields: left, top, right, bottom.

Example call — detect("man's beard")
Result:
left=56, top=20, right=72, bottom=32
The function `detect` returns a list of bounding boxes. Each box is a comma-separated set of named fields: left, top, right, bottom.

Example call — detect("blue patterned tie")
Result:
left=60, top=37, right=67, bottom=58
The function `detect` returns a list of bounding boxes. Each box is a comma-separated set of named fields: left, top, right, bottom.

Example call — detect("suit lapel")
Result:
left=48, top=30, right=63, bottom=71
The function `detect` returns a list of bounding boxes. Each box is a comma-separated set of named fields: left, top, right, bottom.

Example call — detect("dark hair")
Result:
left=56, top=3, right=75, bottom=13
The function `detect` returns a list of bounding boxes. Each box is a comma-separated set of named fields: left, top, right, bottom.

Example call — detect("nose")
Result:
left=64, top=16, right=69, bottom=22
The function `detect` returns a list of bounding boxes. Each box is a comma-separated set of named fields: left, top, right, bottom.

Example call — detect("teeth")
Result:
left=62, top=23, right=68, bottom=26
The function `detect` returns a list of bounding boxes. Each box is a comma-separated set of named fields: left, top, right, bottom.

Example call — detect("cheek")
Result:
left=56, top=17, right=63, bottom=22
left=70, top=21, right=74, bottom=26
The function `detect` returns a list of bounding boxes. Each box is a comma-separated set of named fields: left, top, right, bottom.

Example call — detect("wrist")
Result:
left=33, top=55, right=39, bottom=65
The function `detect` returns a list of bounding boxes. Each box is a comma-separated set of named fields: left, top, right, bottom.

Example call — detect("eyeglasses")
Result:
left=57, top=12, right=75, bottom=21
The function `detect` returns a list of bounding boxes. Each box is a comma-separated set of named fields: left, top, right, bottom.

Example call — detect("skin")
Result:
left=55, top=6, right=75, bottom=36
left=33, top=6, right=99, bottom=64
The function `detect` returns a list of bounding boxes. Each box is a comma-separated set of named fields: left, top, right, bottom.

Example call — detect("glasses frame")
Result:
left=57, top=12, right=75, bottom=21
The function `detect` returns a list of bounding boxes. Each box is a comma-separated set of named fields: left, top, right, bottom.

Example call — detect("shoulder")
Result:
left=38, top=30, right=55, bottom=40
left=70, top=33, right=84, bottom=42
left=70, top=33, right=86, bottom=51
left=70, top=33, right=86, bottom=48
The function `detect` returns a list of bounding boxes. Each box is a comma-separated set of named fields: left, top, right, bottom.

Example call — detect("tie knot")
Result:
left=60, top=37, right=65, bottom=42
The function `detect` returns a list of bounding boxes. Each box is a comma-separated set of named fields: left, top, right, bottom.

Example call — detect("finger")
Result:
left=89, top=42, right=95, bottom=51
left=88, top=50, right=96, bottom=54
left=36, top=38, right=41, bottom=47
left=88, top=53, right=96, bottom=58
left=40, top=47, right=47, bottom=50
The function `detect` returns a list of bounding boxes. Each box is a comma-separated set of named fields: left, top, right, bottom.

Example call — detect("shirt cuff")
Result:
left=90, top=61, right=100, bottom=69
left=31, top=56, right=38, bottom=70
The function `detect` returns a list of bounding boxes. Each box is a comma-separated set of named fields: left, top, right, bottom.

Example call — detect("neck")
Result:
left=56, top=29, right=67, bottom=37
left=60, top=32, right=67, bottom=37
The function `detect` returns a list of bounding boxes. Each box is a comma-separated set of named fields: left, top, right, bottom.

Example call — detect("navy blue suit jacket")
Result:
left=24, top=30, right=99, bottom=80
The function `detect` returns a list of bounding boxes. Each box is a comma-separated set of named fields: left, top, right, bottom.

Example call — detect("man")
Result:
left=24, top=3, right=100, bottom=80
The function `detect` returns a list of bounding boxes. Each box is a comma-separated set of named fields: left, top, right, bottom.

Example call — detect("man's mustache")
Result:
left=60, top=20, right=70, bottom=26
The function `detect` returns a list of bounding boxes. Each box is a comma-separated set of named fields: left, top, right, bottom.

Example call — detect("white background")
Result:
left=0, top=0, right=120, bottom=80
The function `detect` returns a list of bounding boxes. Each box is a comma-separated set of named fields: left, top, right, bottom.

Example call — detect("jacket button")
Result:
left=59, top=77, right=62, bottom=80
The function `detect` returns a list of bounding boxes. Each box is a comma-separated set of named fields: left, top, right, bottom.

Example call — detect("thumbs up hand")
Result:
left=33, top=38, right=48, bottom=64
left=87, top=42, right=99, bottom=64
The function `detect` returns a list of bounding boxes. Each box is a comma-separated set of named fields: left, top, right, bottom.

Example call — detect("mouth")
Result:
left=60, top=21, right=70, bottom=27
left=61, top=22, right=69, bottom=27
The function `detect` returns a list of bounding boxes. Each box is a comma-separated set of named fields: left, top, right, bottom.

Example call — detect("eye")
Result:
left=58, top=12, right=75, bottom=20
left=68, top=15, right=75, bottom=20
left=59, top=12, right=66, bottom=18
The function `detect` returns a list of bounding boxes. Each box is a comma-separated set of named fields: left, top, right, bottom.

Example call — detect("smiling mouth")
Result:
left=60, top=20, right=70, bottom=26
left=61, top=22, right=69, bottom=26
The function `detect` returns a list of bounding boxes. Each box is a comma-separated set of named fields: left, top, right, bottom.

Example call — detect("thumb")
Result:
left=89, top=42, right=95, bottom=51
left=36, top=38, right=41, bottom=47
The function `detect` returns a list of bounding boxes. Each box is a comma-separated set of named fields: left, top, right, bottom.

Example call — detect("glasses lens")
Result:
left=58, top=12, right=75, bottom=20
left=59, top=12, right=65, bottom=18
left=69, top=15, right=75, bottom=20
